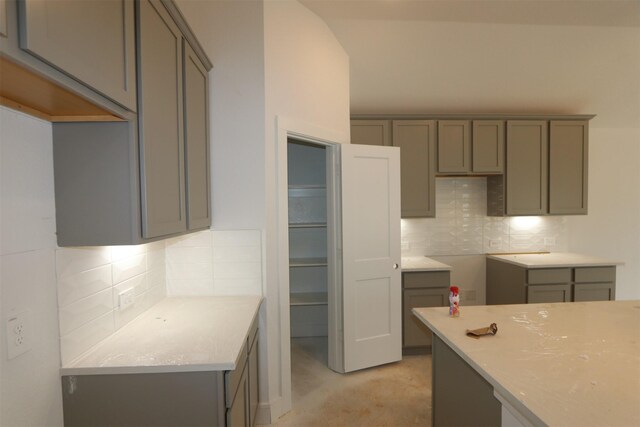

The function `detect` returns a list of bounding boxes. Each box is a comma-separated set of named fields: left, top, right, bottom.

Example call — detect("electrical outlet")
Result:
left=119, top=288, right=135, bottom=310
left=489, top=239, right=501, bottom=249
left=6, top=310, right=32, bottom=359
left=544, top=237, right=556, bottom=246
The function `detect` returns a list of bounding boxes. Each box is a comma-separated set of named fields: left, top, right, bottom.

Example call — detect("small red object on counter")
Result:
left=449, top=286, right=460, bottom=317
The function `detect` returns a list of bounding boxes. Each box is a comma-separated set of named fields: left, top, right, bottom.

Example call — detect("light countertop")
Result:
left=413, top=301, right=640, bottom=427
left=60, top=296, right=262, bottom=376
left=401, top=256, right=451, bottom=272
left=487, top=252, right=624, bottom=268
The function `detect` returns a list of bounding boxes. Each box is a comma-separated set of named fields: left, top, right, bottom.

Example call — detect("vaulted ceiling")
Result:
left=301, top=0, right=640, bottom=128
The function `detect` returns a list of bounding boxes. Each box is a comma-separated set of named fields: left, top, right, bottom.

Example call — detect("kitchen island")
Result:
left=61, top=296, right=262, bottom=427
left=413, top=301, right=640, bottom=427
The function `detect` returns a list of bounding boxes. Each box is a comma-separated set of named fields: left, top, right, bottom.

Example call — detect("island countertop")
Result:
left=401, top=256, right=451, bottom=272
left=413, top=301, right=640, bottom=427
left=487, top=252, right=624, bottom=268
left=60, top=296, right=262, bottom=376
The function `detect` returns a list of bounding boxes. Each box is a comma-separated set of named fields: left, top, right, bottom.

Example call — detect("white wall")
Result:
left=175, top=0, right=350, bottom=421
left=263, top=0, right=350, bottom=419
left=566, top=128, right=640, bottom=300
left=0, top=107, right=63, bottom=426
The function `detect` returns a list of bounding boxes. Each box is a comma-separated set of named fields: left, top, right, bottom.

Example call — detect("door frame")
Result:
left=275, top=116, right=348, bottom=417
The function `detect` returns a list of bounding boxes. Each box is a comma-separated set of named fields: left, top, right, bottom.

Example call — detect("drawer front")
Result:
left=527, top=268, right=571, bottom=285
left=403, top=271, right=450, bottom=289
left=574, top=267, right=616, bottom=283
left=527, top=283, right=572, bottom=303
left=574, top=283, right=615, bottom=302
left=225, top=340, right=248, bottom=408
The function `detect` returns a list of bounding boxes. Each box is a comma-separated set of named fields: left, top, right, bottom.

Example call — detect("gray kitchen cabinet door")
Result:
left=527, top=283, right=571, bottom=303
left=549, top=120, right=588, bottom=215
left=138, top=0, right=186, bottom=238
left=18, top=0, right=137, bottom=111
left=437, top=120, right=471, bottom=173
left=227, top=366, right=249, bottom=427
left=183, top=40, right=211, bottom=230
left=573, top=283, right=615, bottom=302
left=472, top=120, right=504, bottom=173
left=392, top=120, right=436, bottom=217
left=0, top=0, right=7, bottom=38
left=403, top=287, right=448, bottom=348
left=506, top=121, right=548, bottom=215
left=350, top=120, right=391, bottom=146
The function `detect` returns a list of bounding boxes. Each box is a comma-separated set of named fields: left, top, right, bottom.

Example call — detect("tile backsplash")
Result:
left=56, top=241, right=166, bottom=365
left=401, top=178, right=568, bottom=256
left=166, top=229, right=263, bottom=296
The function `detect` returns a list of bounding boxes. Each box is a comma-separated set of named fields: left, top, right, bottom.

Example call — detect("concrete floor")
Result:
left=270, top=337, right=432, bottom=427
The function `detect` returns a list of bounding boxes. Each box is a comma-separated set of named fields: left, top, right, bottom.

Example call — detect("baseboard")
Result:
left=256, top=396, right=285, bottom=426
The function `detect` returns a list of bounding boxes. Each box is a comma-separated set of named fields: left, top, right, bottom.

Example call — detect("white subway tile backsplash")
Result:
left=56, top=247, right=111, bottom=278
left=112, top=253, right=146, bottom=284
left=60, top=311, right=115, bottom=365
left=212, top=230, right=261, bottom=247
left=165, top=230, right=212, bottom=248
left=213, top=278, right=262, bottom=295
left=165, top=246, right=213, bottom=263
left=58, top=288, right=113, bottom=336
left=56, top=264, right=112, bottom=307
left=401, top=177, right=569, bottom=257
left=167, top=278, right=214, bottom=296
left=213, top=262, right=261, bottom=280
left=167, top=262, right=213, bottom=281
left=212, top=245, right=261, bottom=263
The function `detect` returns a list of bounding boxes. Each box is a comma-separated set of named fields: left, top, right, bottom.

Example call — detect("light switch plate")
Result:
left=6, top=310, right=32, bottom=359
left=119, top=288, right=135, bottom=310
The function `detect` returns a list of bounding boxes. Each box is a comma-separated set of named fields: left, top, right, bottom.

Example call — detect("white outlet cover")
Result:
left=6, top=310, right=32, bottom=359
left=119, top=288, right=136, bottom=310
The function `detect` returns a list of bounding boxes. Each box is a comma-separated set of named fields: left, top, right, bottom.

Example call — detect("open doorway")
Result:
left=286, top=138, right=341, bottom=376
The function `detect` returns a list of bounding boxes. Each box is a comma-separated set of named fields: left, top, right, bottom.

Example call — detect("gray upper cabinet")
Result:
left=549, top=120, right=588, bottom=215
left=392, top=120, right=436, bottom=217
left=51, top=0, right=212, bottom=246
left=472, top=120, right=504, bottom=174
left=183, top=40, right=211, bottom=230
left=18, top=0, right=137, bottom=111
left=437, top=120, right=471, bottom=174
left=0, top=0, right=7, bottom=38
left=138, top=0, right=186, bottom=238
left=350, top=120, right=391, bottom=146
left=506, top=121, right=548, bottom=215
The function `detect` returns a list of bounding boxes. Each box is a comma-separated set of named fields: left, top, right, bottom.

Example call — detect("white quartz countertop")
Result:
left=413, top=301, right=640, bottom=427
left=401, top=256, right=451, bottom=272
left=60, top=296, right=262, bottom=376
left=487, top=252, right=624, bottom=268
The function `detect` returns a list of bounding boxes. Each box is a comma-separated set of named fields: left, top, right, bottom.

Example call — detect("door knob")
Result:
left=393, top=263, right=399, bottom=270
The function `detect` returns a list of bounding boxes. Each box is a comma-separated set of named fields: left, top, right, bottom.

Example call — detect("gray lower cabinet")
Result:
left=393, top=120, right=436, bottom=218
left=402, top=271, right=450, bottom=353
left=350, top=120, right=391, bottom=146
left=52, top=0, right=211, bottom=246
left=437, top=120, right=471, bottom=174
left=549, top=121, right=588, bottom=215
left=487, top=259, right=616, bottom=305
left=62, top=323, right=259, bottom=427
left=432, top=335, right=501, bottom=427
left=18, top=0, right=137, bottom=110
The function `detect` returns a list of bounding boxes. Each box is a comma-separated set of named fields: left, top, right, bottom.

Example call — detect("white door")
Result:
left=341, top=144, right=402, bottom=372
